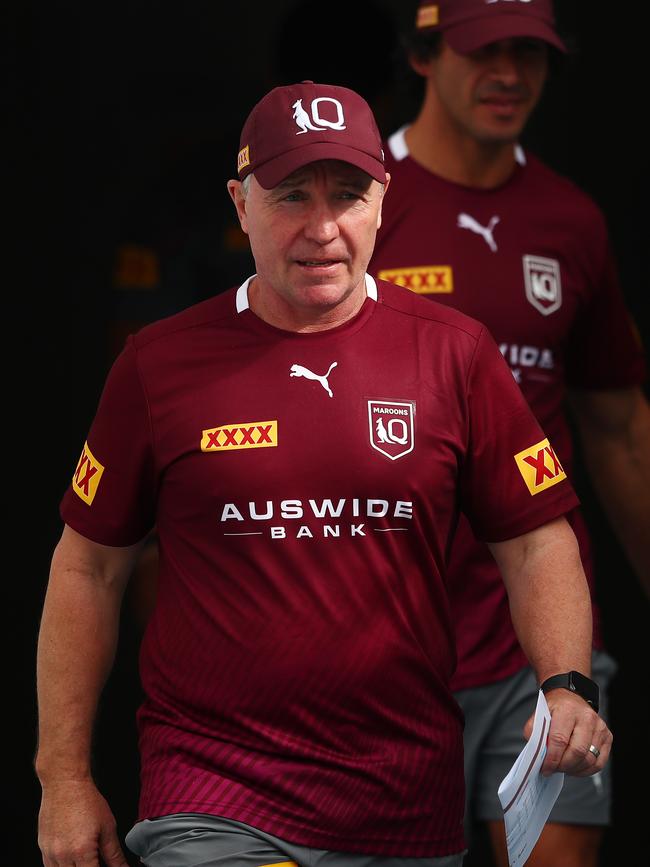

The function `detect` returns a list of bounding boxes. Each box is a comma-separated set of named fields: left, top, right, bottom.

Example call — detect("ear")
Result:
left=227, top=179, right=249, bottom=234
left=376, top=172, right=391, bottom=230
left=409, top=52, right=436, bottom=78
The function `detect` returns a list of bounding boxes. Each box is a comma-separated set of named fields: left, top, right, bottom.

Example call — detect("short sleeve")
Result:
left=60, top=337, right=156, bottom=545
left=460, top=328, right=579, bottom=542
left=565, top=232, right=646, bottom=389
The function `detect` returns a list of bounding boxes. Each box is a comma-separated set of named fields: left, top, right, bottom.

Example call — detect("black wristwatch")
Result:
left=540, top=670, right=600, bottom=713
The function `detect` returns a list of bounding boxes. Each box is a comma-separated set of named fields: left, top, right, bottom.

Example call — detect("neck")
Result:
left=405, top=96, right=518, bottom=189
left=247, top=276, right=368, bottom=333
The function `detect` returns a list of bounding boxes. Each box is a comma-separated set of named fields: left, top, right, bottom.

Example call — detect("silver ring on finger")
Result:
left=589, top=744, right=600, bottom=759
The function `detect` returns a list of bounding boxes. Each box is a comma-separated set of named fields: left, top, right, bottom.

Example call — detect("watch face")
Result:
left=570, top=671, right=599, bottom=708
left=541, top=671, right=600, bottom=712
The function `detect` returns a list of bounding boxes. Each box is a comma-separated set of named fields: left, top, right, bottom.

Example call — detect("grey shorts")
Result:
left=454, top=649, right=616, bottom=830
left=125, top=813, right=466, bottom=867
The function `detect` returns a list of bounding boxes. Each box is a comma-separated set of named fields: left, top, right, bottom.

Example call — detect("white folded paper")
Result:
left=497, top=689, right=564, bottom=866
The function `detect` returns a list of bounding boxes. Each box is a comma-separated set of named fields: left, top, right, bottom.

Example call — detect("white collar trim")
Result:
left=235, top=275, right=255, bottom=312
left=388, top=124, right=526, bottom=167
left=236, top=273, right=377, bottom=312
left=388, top=125, right=410, bottom=161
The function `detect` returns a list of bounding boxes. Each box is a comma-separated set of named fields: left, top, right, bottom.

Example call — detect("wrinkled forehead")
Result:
left=276, top=159, right=375, bottom=188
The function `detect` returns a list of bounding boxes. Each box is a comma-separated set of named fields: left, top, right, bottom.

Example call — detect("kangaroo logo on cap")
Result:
left=292, top=98, right=346, bottom=135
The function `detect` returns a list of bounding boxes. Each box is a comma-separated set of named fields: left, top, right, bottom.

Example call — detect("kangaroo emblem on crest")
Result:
left=376, top=416, right=391, bottom=444
left=290, top=362, right=338, bottom=397
left=376, top=416, right=408, bottom=445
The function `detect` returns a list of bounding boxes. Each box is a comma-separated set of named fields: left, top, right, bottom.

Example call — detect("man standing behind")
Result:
left=370, top=2, right=648, bottom=866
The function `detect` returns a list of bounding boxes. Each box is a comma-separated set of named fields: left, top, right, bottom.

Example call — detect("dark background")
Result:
left=13, top=1, right=648, bottom=864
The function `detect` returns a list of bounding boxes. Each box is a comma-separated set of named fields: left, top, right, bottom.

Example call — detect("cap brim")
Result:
left=253, top=142, right=386, bottom=189
left=445, top=15, right=567, bottom=55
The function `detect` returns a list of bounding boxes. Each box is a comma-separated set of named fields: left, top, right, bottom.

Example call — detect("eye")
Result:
left=516, top=39, right=547, bottom=57
left=471, top=44, right=497, bottom=62
left=338, top=185, right=370, bottom=201
left=282, top=190, right=307, bottom=202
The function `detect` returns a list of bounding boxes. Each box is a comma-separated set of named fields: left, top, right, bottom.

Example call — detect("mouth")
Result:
left=295, top=259, right=343, bottom=268
left=479, top=91, right=527, bottom=113
left=483, top=95, right=523, bottom=105
left=480, top=99, right=527, bottom=123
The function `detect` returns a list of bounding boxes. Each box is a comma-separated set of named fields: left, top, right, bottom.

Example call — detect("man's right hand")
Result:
left=38, top=779, right=129, bottom=867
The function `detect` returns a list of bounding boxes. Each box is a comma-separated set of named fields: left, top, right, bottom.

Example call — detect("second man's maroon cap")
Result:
left=236, top=81, right=386, bottom=189
left=415, top=0, right=566, bottom=54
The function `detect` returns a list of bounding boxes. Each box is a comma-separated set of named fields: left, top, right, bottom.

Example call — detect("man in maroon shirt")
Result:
left=369, top=3, right=648, bottom=866
left=36, top=80, right=611, bottom=867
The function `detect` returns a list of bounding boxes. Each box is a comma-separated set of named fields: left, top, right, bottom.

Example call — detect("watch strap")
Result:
left=540, top=670, right=600, bottom=712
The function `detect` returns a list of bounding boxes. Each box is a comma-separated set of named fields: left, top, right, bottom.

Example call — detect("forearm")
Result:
left=581, top=418, right=650, bottom=591
left=490, top=517, right=593, bottom=684
left=35, top=535, right=129, bottom=784
left=571, top=387, right=650, bottom=594
left=489, top=518, right=612, bottom=777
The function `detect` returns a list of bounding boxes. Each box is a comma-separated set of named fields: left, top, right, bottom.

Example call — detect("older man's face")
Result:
left=228, top=160, right=387, bottom=330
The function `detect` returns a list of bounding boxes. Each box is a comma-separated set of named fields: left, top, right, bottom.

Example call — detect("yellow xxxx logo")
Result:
left=201, top=420, right=278, bottom=452
left=514, top=438, right=566, bottom=495
left=72, top=442, right=104, bottom=504
left=378, top=266, right=453, bottom=294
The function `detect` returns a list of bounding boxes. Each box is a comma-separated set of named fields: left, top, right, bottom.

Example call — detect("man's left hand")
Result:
left=524, top=688, right=612, bottom=776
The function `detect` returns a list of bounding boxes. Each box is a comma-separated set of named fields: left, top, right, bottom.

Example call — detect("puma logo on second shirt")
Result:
left=457, top=212, right=500, bottom=252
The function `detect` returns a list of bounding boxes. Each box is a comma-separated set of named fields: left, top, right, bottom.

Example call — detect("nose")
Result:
left=489, top=47, right=521, bottom=86
left=302, top=200, right=340, bottom=245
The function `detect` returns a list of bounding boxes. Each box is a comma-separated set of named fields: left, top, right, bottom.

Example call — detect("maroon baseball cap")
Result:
left=415, top=0, right=566, bottom=54
left=236, top=80, right=386, bottom=189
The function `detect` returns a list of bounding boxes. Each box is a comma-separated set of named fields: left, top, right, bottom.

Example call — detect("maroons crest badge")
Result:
left=368, top=400, right=415, bottom=460
left=523, top=255, right=562, bottom=315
